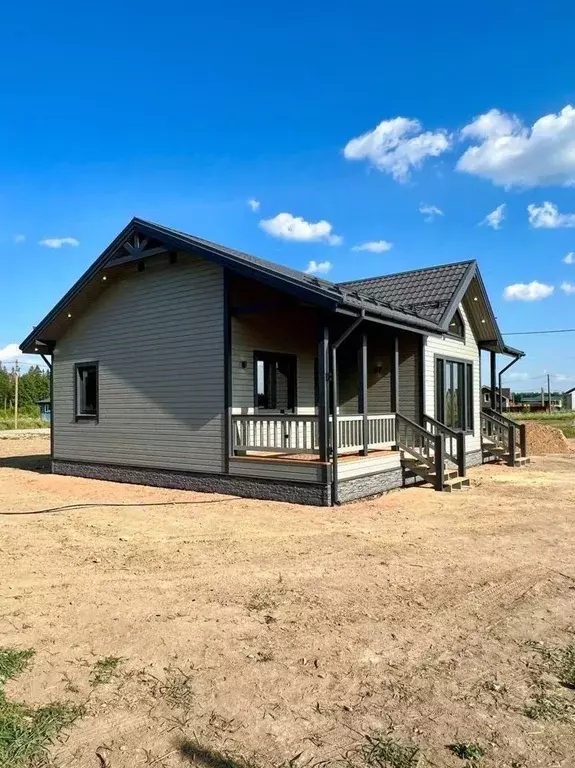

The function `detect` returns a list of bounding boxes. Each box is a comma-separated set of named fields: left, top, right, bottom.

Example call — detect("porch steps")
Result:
left=482, top=438, right=530, bottom=466
left=401, top=456, right=470, bottom=491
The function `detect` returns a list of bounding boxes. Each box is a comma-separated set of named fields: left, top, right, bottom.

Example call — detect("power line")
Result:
left=503, top=328, right=575, bottom=336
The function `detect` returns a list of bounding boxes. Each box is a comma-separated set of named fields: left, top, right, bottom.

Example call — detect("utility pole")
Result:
left=13, top=361, right=20, bottom=430
left=547, top=373, right=552, bottom=413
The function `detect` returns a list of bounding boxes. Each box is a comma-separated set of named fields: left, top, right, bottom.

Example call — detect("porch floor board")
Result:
left=235, top=448, right=400, bottom=464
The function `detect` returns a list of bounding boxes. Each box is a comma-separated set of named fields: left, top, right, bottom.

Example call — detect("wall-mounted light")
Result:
left=241, top=360, right=247, bottom=369
left=67, top=313, right=72, bottom=318
left=102, top=275, right=107, bottom=281
left=474, top=297, right=478, bottom=301
left=374, top=362, right=383, bottom=374
left=481, top=319, right=486, bottom=323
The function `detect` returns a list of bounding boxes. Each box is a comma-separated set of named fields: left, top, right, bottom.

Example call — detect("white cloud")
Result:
left=39, top=237, right=80, bottom=248
left=561, top=281, right=575, bottom=294
left=0, top=344, right=23, bottom=363
left=419, top=204, right=443, bottom=223
left=460, top=109, right=522, bottom=141
left=457, top=105, right=575, bottom=187
left=480, top=203, right=506, bottom=230
left=0, top=343, right=46, bottom=370
left=528, top=202, right=575, bottom=228
left=259, top=212, right=342, bottom=245
left=13, top=234, right=25, bottom=244
left=304, top=260, right=332, bottom=275
left=247, top=198, right=260, bottom=212
left=352, top=240, right=393, bottom=253
left=503, top=281, right=554, bottom=301
left=343, top=116, right=451, bottom=182
left=564, top=252, right=575, bottom=264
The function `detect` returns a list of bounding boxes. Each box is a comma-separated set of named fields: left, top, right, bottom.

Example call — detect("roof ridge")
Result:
left=337, top=259, right=476, bottom=286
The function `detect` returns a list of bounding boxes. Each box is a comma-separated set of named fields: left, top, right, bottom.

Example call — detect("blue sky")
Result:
left=2, top=0, right=575, bottom=390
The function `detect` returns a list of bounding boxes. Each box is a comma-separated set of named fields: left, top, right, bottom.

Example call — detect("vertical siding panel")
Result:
left=53, top=255, right=225, bottom=472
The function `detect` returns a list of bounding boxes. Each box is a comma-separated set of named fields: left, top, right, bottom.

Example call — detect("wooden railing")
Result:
left=232, top=413, right=396, bottom=455
left=481, top=408, right=526, bottom=463
left=423, top=414, right=466, bottom=477
left=233, top=414, right=319, bottom=454
left=396, top=413, right=445, bottom=491
left=334, top=414, right=396, bottom=454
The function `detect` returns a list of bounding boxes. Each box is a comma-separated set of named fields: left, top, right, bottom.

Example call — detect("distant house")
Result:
left=481, top=386, right=512, bottom=411
left=20, top=218, right=528, bottom=506
left=514, top=392, right=563, bottom=411
left=563, top=387, right=575, bottom=411
left=36, top=398, right=51, bottom=422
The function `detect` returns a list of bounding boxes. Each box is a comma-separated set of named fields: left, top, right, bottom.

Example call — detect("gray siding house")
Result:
left=21, top=218, right=528, bottom=506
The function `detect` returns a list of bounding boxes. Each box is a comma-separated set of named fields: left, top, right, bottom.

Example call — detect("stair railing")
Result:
left=423, top=414, right=466, bottom=477
left=481, top=410, right=516, bottom=465
left=396, top=413, right=445, bottom=491
left=483, top=408, right=526, bottom=458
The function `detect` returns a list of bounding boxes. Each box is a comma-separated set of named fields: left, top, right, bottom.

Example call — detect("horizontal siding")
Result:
left=397, top=331, right=421, bottom=423
left=231, top=307, right=318, bottom=415
left=423, top=304, right=481, bottom=451
left=53, top=255, right=225, bottom=473
left=229, top=458, right=324, bottom=483
left=337, top=453, right=401, bottom=479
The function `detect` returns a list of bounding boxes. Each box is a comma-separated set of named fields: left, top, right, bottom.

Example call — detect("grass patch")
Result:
left=0, top=647, right=82, bottom=768
left=90, top=656, right=123, bottom=686
left=523, top=642, right=575, bottom=720
left=0, top=417, right=45, bottom=431
left=159, top=667, right=194, bottom=709
left=447, top=742, right=485, bottom=761
left=523, top=687, right=572, bottom=721
left=0, top=649, right=35, bottom=684
left=314, top=733, right=421, bottom=767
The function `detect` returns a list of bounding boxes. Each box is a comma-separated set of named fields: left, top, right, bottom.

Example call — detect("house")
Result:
left=481, top=386, right=512, bottom=411
left=563, top=387, right=575, bottom=411
left=20, top=218, right=528, bottom=506
left=36, top=398, right=51, bottom=422
left=514, top=392, right=563, bottom=411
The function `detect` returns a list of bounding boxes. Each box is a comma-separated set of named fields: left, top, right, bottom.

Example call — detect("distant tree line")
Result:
left=0, top=364, right=50, bottom=411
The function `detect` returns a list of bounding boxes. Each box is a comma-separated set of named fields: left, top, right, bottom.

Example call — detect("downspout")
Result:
left=330, top=312, right=365, bottom=506
left=498, top=354, right=521, bottom=413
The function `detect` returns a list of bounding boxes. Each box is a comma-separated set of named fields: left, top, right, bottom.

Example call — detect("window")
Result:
left=75, top=363, right=99, bottom=420
left=448, top=310, right=465, bottom=338
left=254, top=352, right=296, bottom=412
left=435, top=358, right=474, bottom=431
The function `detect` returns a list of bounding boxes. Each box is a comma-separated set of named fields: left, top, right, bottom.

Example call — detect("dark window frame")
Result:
left=446, top=309, right=465, bottom=340
left=74, top=361, right=99, bottom=422
left=435, top=355, right=474, bottom=433
left=253, top=351, right=297, bottom=413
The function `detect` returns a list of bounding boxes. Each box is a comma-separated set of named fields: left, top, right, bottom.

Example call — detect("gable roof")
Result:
left=339, top=260, right=521, bottom=355
left=20, top=217, right=520, bottom=356
left=339, top=261, right=473, bottom=325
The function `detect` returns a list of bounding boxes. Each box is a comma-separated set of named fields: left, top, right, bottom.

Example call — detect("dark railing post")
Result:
left=519, top=423, right=527, bottom=457
left=360, top=331, right=368, bottom=456
left=508, top=425, right=516, bottom=466
left=457, top=431, right=466, bottom=477
left=434, top=433, right=445, bottom=491
left=317, top=324, right=330, bottom=463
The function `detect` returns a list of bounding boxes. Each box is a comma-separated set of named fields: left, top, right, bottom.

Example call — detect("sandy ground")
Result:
left=1, top=437, right=575, bottom=768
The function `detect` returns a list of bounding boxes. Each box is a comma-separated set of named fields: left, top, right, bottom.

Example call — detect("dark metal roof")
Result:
left=339, top=261, right=474, bottom=324
left=20, top=218, right=522, bottom=357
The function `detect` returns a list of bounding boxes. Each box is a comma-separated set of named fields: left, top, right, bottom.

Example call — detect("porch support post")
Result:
left=360, top=332, right=368, bottom=456
left=391, top=334, right=399, bottom=413
left=490, top=350, right=497, bottom=412
left=317, top=324, right=330, bottom=463
left=223, top=269, right=233, bottom=471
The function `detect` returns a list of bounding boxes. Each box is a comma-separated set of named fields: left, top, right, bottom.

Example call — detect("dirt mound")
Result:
left=523, top=422, right=573, bottom=454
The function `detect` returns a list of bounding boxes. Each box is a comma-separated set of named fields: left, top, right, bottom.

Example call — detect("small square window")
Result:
left=75, top=363, right=99, bottom=420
